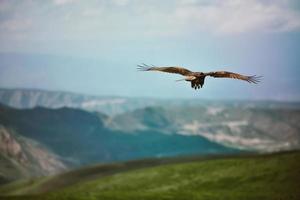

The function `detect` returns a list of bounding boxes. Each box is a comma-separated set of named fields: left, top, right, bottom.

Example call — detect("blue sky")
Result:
left=0, top=0, right=300, bottom=100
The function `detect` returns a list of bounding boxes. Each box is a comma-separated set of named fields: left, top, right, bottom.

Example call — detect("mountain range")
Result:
left=0, top=88, right=158, bottom=116
left=111, top=105, right=300, bottom=151
left=1, top=88, right=299, bottom=116
left=0, top=102, right=237, bottom=184
left=0, top=88, right=300, bottom=184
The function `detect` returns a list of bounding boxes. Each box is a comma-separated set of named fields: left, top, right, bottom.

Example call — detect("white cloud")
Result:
left=1, top=0, right=300, bottom=42
left=81, top=8, right=102, bottom=17
left=0, top=18, right=32, bottom=32
left=0, top=0, right=12, bottom=12
left=112, top=0, right=130, bottom=6
left=173, top=0, right=300, bottom=34
left=53, top=0, right=76, bottom=6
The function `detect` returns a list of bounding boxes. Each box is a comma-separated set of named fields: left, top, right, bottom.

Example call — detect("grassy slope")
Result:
left=0, top=154, right=29, bottom=184
left=0, top=154, right=241, bottom=195
left=1, top=151, right=300, bottom=200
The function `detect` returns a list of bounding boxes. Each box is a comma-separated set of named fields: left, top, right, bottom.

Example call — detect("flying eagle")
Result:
left=137, top=64, right=262, bottom=90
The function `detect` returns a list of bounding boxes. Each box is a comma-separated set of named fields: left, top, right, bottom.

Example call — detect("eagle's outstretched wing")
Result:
left=206, top=71, right=262, bottom=84
left=137, top=63, right=192, bottom=76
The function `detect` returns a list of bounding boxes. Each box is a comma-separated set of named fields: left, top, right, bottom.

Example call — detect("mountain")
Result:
left=0, top=104, right=237, bottom=171
left=1, top=88, right=300, bottom=152
left=0, top=88, right=162, bottom=116
left=0, top=151, right=299, bottom=199
left=2, top=88, right=299, bottom=116
left=1, top=88, right=299, bottom=185
left=0, top=125, right=66, bottom=184
left=110, top=105, right=300, bottom=151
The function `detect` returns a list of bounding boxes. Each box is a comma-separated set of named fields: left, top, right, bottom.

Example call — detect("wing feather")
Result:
left=207, top=71, right=262, bottom=84
left=137, top=63, right=192, bottom=76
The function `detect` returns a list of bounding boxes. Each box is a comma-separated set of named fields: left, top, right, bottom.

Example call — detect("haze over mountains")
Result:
left=0, top=88, right=156, bottom=116
left=0, top=88, right=299, bottom=184
left=1, top=88, right=299, bottom=115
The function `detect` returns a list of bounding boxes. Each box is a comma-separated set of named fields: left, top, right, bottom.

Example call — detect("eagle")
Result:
left=137, top=63, right=262, bottom=90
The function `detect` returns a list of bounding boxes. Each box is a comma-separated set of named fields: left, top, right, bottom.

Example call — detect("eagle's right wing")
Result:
left=137, top=63, right=192, bottom=76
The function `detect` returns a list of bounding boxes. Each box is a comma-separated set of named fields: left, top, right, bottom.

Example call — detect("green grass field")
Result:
left=1, top=151, right=299, bottom=200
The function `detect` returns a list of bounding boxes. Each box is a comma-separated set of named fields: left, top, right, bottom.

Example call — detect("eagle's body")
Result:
left=137, top=64, right=261, bottom=90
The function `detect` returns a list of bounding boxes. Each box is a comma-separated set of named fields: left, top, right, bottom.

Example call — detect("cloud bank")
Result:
left=0, top=0, right=299, bottom=42
left=175, top=0, right=300, bottom=34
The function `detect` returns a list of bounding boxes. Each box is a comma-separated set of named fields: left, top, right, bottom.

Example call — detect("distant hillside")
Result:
left=0, top=151, right=299, bottom=200
left=110, top=105, right=300, bottom=151
left=0, top=104, right=237, bottom=181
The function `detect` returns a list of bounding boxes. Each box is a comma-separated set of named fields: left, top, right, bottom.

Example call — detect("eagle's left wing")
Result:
left=206, top=71, right=262, bottom=84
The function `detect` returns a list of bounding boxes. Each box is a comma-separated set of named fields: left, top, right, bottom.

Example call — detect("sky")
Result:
left=0, top=0, right=300, bottom=100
